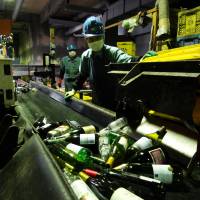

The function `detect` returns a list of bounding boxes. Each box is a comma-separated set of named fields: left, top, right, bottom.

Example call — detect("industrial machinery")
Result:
left=0, top=58, right=15, bottom=112
left=1, top=56, right=200, bottom=199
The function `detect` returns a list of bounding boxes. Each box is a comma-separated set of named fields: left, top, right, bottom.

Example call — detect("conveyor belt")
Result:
left=16, top=88, right=105, bottom=130
left=1, top=83, right=200, bottom=200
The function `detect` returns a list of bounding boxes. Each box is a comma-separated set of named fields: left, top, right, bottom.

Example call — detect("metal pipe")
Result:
left=156, top=0, right=170, bottom=38
left=12, top=0, right=24, bottom=21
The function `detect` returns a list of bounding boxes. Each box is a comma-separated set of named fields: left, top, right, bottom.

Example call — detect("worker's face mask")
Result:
left=68, top=51, right=76, bottom=57
left=87, top=38, right=104, bottom=52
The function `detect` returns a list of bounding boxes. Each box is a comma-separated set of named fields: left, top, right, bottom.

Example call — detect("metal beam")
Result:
left=64, top=4, right=105, bottom=15
left=65, top=24, right=83, bottom=36
left=12, top=0, right=24, bottom=21
left=49, top=18, right=81, bottom=28
left=40, top=0, right=65, bottom=23
left=64, top=1, right=108, bottom=36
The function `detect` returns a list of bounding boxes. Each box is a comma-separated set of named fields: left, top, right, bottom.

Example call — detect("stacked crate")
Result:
left=0, top=58, right=15, bottom=108
left=177, top=6, right=200, bottom=46
left=117, top=41, right=136, bottom=56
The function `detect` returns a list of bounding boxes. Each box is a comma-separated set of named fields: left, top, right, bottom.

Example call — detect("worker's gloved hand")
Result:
left=141, top=50, right=157, bottom=60
left=65, top=89, right=75, bottom=100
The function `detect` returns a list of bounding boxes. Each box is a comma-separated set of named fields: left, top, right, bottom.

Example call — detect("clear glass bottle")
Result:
left=63, top=168, right=99, bottom=200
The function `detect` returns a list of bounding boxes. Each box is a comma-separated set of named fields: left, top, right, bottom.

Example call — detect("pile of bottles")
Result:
left=34, top=117, right=186, bottom=200
left=0, top=34, right=14, bottom=58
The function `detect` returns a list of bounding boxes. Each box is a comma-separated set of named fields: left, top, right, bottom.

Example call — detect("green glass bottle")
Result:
left=99, top=130, right=134, bottom=161
left=51, top=142, right=92, bottom=164
left=106, top=136, right=129, bottom=167
left=48, top=143, right=86, bottom=168
left=45, top=133, right=99, bottom=154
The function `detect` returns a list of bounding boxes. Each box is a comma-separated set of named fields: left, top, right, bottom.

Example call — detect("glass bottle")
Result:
left=106, top=136, right=129, bottom=167
left=63, top=168, right=99, bottom=200
left=37, top=121, right=61, bottom=139
left=126, top=126, right=167, bottom=159
left=79, top=171, right=144, bottom=200
left=45, top=133, right=99, bottom=154
left=82, top=168, right=165, bottom=199
left=114, top=163, right=183, bottom=184
left=128, top=146, right=167, bottom=164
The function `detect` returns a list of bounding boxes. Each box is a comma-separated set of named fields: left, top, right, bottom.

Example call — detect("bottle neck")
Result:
left=79, top=171, right=91, bottom=182
left=106, top=156, right=115, bottom=167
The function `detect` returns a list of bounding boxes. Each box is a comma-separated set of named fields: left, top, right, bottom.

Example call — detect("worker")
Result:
left=58, top=44, right=81, bottom=91
left=65, top=16, right=156, bottom=110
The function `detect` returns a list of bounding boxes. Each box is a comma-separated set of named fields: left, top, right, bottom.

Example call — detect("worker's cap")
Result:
left=66, top=44, right=77, bottom=51
left=82, top=16, right=104, bottom=38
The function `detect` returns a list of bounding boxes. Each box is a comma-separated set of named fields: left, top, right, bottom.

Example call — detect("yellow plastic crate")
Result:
left=117, top=41, right=136, bottom=56
left=177, top=6, right=200, bottom=38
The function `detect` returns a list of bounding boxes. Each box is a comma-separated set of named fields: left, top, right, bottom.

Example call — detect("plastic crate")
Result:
left=117, top=41, right=136, bottom=56
left=177, top=6, right=200, bottom=39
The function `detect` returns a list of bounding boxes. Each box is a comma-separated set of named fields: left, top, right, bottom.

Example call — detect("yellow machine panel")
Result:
left=142, top=43, right=200, bottom=62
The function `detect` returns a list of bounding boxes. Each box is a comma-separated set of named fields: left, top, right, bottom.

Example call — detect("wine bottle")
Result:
left=82, top=168, right=165, bottom=199
left=98, top=117, right=127, bottom=136
left=143, top=126, right=166, bottom=143
left=98, top=135, right=110, bottom=161
left=99, top=130, right=134, bottom=161
left=63, top=168, right=99, bottom=200
left=110, top=187, right=144, bottom=200
left=55, top=156, right=145, bottom=200
left=79, top=171, right=144, bottom=200
left=98, top=130, right=120, bottom=161
left=53, top=154, right=84, bottom=173
left=104, top=169, right=166, bottom=199
left=107, top=117, right=128, bottom=131
left=106, top=136, right=129, bottom=167
left=50, top=143, right=108, bottom=173
left=126, top=126, right=166, bottom=159
left=128, top=146, right=166, bottom=164
left=120, top=125, right=134, bottom=137
left=114, top=163, right=183, bottom=184
left=37, top=121, right=61, bottom=139
left=47, top=124, right=98, bottom=140
left=47, top=124, right=72, bottom=138
left=45, top=133, right=100, bottom=154
left=49, top=143, right=87, bottom=167
left=51, top=141, right=93, bottom=164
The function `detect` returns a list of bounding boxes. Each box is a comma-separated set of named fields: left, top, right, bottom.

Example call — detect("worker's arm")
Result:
left=108, top=46, right=157, bottom=63
left=107, top=46, right=139, bottom=63
left=65, top=53, right=89, bottom=100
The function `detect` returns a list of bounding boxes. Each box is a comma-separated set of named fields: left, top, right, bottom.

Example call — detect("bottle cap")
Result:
left=106, top=156, right=115, bottom=167
left=79, top=171, right=90, bottom=181
left=82, top=125, right=96, bottom=134
left=83, top=169, right=100, bottom=177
